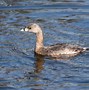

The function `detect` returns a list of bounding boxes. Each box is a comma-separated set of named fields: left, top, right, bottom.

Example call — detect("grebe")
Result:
left=21, top=23, right=88, bottom=58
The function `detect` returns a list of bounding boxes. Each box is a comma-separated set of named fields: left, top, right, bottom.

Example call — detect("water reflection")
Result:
left=34, top=53, right=72, bottom=74
left=34, top=52, right=72, bottom=74
left=0, top=0, right=89, bottom=90
left=34, top=53, right=44, bottom=74
left=0, top=0, right=19, bottom=6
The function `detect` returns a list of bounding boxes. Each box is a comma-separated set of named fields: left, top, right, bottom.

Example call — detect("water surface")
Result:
left=0, top=0, right=89, bottom=90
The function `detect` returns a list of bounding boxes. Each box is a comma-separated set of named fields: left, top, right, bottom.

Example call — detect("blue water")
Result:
left=0, top=0, right=89, bottom=90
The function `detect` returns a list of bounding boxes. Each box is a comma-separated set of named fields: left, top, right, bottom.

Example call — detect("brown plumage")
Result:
left=21, top=23, right=88, bottom=59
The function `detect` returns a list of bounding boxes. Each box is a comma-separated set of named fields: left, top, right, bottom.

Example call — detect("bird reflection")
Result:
left=33, top=52, right=75, bottom=74
left=34, top=53, right=44, bottom=74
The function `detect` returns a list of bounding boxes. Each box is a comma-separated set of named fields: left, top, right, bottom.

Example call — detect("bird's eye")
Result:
left=28, top=27, right=31, bottom=29
left=27, top=26, right=31, bottom=29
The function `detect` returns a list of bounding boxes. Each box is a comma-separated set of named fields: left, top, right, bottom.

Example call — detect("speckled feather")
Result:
left=21, top=23, right=88, bottom=59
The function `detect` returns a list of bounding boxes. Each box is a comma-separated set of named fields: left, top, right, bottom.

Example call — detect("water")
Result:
left=0, top=0, right=89, bottom=90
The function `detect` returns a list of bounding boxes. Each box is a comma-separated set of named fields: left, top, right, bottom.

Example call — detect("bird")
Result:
left=21, top=23, right=89, bottom=59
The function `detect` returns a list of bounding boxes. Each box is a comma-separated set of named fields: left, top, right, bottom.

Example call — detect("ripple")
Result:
left=0, top=4, right=89, bottom=10
left=0, top=0, right=89, bottom=90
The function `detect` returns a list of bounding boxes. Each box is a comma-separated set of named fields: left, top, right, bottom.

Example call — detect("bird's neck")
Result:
left=35, top=30, right=44, bottom=53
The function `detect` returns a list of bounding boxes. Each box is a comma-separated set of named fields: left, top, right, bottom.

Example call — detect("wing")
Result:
left=44, top=43, right=84, bottom=55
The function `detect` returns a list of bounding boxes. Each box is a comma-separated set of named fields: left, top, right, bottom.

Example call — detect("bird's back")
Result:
left=41, top=43, right=86, bottom=58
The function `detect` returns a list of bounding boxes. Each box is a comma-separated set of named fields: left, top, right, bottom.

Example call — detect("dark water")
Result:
left=0, top=0, right=89, bottom=90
